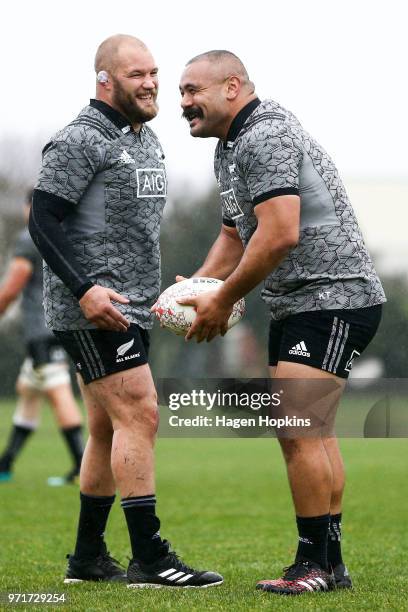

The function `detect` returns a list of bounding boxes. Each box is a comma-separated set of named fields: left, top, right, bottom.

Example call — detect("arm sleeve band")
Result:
left=253, top=187, right=300, bottom=206
left=29, top=189, right=94, bottom=299
left=222, top=217, right=237, bottom=227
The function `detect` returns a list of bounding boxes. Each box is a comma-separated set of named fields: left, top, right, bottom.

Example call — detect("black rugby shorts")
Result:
left=268, top=304, right=383, bottom=379
left=53, top=324, right=150, bottom=385
left=27, top=336, right=67, bottom=368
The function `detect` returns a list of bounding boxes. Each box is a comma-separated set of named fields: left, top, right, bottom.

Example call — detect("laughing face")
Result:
left=179, top=60, right=231, bottom=139
left=111, top=46, right=159, bottom=126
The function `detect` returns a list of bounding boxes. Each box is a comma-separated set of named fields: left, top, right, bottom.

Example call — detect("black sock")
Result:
left=328, top=513, right=343, bottom=568
left=61, top=426, right=84, bottom=472
left=74, top=492, right=115, bottom=559
left=121, top=495, right=166, bottom=564
left=295, top=514, right=330, bottom=569
left=0, top=425, right=35, bottom=471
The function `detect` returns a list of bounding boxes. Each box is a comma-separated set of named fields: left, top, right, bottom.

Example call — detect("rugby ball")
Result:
left=154, top=277, right=245, bottom=336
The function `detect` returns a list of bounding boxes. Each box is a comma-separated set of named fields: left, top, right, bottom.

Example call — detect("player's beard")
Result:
left=111, top=77, right=158, bottom=124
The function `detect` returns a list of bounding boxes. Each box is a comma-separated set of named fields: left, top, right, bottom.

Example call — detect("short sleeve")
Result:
left=36, top=129, right=102, bottom=204
left=13, top=230, right=38, bottom=266
left=238, top=122, right=302, bottom=205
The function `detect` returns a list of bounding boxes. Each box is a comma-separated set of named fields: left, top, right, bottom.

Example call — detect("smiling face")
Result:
left=179, top=60, right=233, bottom=139
left=110, top=44, right=159, bottom=125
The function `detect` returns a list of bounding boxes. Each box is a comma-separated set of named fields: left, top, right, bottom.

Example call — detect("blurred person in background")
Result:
left=220, top=322, right=265, bottom=378
left=0, top=189, right=84, bottom=486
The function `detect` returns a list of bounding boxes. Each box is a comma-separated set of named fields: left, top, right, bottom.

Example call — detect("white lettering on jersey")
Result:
left=136, top=168, right=167, bottom=198
left=318, top=291, right=331, bottom=300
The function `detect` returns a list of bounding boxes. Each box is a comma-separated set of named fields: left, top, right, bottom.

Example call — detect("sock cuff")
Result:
left=296, top=514, right=330, bottom=526
left=80, top=492, right=116, bottom=507
left=12, top=418, right=39, bottom=431
left=121, top=494, right=156, bottom=509
left=329, top=513, right=342, bottom=541
left=61, top=425, right=82, bottom=433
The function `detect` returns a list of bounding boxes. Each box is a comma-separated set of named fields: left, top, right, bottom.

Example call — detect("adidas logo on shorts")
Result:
left=289, top=341, right=310, bottom=357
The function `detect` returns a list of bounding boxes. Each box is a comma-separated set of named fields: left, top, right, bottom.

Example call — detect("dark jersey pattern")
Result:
left=215, top=99, right=386, bottom=320
left=36, top=101, right=166, bottom=331
left=13, top=229, right=53, bottom=343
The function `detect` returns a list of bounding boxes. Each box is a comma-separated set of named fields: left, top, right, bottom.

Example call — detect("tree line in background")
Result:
left=0, top=178, right=407, bottom=396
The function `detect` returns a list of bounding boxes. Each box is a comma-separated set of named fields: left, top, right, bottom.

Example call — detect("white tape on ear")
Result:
left=97, top=70, right=109, bottom=83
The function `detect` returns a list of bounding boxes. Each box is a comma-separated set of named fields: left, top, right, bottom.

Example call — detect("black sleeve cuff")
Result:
left=253, top=187, right=300, bottom=206
left=222, top=217, right=236, bottom=227
left=75, top=281, right=95, bottom=300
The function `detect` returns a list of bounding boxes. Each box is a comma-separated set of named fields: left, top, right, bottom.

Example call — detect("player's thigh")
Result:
left=77, top=374, right=113, bottom=442
left=15, top=359, right=42, bottom=399
left=82, top=364, right=158, bottom=431
left=274, top=360, right=346, bottom=403
left=45, top=381, right=81, bottom=414
left=273, top=360, right=345, bottom=442
left=14, top=391, right=42, bottom=421
left=45, top=383, right=82, bottom=428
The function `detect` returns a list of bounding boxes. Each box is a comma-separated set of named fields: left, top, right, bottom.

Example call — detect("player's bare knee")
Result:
left=331, top=475, right=345, bottom=502
left=279, top=438, right=302, bottom=462
left=116, top=384, right=159, bottom=430
left=129, top=397, right=159, bottom=435
left=278, top=438, right=316, bottom=463
left=88, top=419, right=113, bottom=445
left=16, top=381, right=32, bottom=397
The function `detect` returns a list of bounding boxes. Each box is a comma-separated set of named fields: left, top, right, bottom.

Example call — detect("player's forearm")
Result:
left=217, top=229, right=295, bottom=305
left=0, top=286, right=18, bottom=313
left=0, top=290, right=15, bottom=313
left=193, top=228, right=244, bottom=280
left=0, top=283, right=20, bottom=311
left=29, top=190, right=94, bottom=299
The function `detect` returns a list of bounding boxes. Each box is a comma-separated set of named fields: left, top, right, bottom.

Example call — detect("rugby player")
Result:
left=0, top=189, right=84, bottom=485
left=177, top=50, right=386, bottom=595
left=29, top=35, right=222, bottom=587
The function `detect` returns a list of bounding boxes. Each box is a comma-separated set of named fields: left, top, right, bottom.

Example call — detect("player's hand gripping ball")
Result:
left=154, top=277, right=245, bottom=336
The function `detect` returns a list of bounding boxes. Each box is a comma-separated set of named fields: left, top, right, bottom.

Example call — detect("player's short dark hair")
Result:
left=186, top=50, right=251, bottom=86
left=187, top=50, right=244, bottom=69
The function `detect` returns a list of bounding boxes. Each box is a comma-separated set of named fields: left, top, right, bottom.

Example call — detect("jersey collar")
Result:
left=90, top=99, right=133, bottom=134
left=225, top=97, right=261, bottom=148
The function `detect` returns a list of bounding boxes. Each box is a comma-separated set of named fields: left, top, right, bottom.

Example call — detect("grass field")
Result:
left=0, top=398, right=407, bottom=611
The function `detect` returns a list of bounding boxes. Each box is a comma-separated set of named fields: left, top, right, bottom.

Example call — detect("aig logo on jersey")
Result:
left=220, top=188, right=244, bottom=220
left=136, top=168, right=167, bottom=198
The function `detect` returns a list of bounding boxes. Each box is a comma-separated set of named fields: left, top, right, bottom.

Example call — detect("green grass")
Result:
left=0, top=399, right=407, bottom=611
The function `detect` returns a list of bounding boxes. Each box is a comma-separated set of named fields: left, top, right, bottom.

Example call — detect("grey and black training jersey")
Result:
left=215, top=98, right=386, bottom=320
left=36, top=100, right=166, bottom=331
left=13, top=228, right=53, bottom=342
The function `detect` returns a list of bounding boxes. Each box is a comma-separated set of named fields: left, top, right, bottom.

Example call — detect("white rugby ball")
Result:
left=155, top=277, right=245, bottom=336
